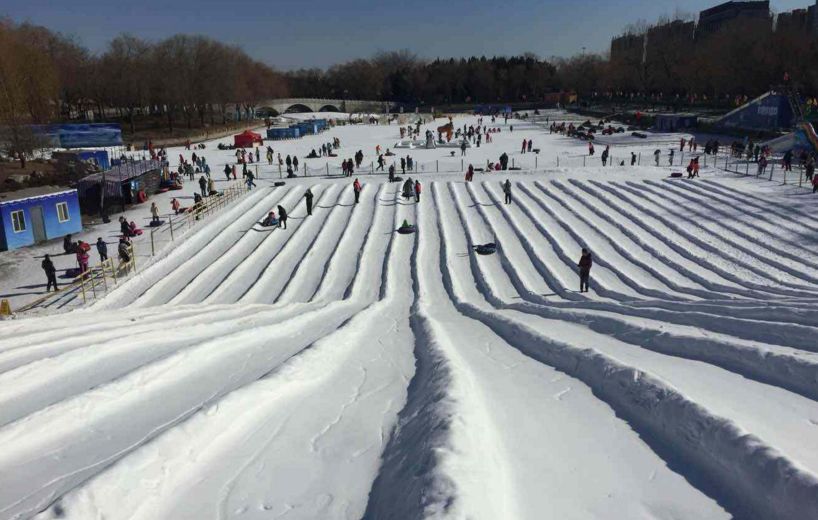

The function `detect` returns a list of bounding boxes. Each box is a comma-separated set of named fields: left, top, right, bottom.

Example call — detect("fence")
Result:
left=16, top=244, right=136, bottom=312
left=713, top=150, right=815, bottom=189
left=18, top=179, right=249, bottom=314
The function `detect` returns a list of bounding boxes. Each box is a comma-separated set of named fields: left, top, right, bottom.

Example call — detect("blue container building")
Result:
left=0, top=187, right=83, bottom=251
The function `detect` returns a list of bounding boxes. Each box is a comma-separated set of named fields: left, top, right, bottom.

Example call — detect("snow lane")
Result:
left=46, top=183, right=415, bottom=520
left=273, top=183, right=359, bottom=304
left=0, top=301, right=362, bottom=520
left=202, top=185, right=335, bottom=304
left=479, top=181, right=578, bottom=301
left=515, top=183, right=643, bottom=300
left=587, top=180, right=807, bottom=297
left=408, top=182, right=729, bottom=519
left=549, top=180, right=714, bottom=299
left=532, top=181, right=689, bottom=300
left=608, top=180, right=818, bottom=295
left=566, top=179, right=755, bottom=298
left=164, top=185, right=308, bottom=305
left=652, top=179, right=818, bottom=264
left=94, top=187, right=274, bottom=309
left=627, top=181, right=818, bottom=288
left=133, top=186, right=292, bottom=307
left=241, top=185, right=348, bottom=304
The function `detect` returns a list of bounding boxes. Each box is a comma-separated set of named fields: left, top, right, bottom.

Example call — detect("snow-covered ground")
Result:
left=1, top=113, right=818, bottom=520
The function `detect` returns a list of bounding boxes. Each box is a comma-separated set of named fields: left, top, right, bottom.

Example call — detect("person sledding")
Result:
left=473, top=242, right=497, bottom=255
left=261, top=211, right=278, bottom=227
left=398, top=219, right=416, bottom=234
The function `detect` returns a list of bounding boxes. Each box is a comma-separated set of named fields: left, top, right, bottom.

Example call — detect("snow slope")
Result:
left=2, top=119, right=818, bottom=519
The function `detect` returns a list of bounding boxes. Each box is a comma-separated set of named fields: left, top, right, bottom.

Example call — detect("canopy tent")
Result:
left=234, top=130, right=263, bottom=148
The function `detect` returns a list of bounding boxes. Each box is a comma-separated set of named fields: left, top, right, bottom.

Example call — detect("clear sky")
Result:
left=2, top=0, right=811, bottom=69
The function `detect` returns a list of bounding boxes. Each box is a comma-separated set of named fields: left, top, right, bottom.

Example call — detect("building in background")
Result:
left=0, top=187, right=83, bottom=251
left=696, top=1, right=772, bottom=39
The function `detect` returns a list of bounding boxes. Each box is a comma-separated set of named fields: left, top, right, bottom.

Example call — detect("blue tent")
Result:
left=267, top=127, right=300, bottom=140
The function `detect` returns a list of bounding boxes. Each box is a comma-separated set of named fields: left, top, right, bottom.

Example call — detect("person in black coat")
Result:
left=42, top=254, right=58, bottom=292
left=96, top=238, right=108, bottom=262
left=578, top=248, right=593, bottom=293
left=277, top=205, right=288, bottom=229
left=304, top=189, right=314, bottom=216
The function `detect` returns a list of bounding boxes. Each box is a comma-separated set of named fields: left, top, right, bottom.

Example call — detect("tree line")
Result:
left=3, top=13, right=818, bottom=157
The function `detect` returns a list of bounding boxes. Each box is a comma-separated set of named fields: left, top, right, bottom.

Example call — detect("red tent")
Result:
left=234, top=130, right=263, bottom=148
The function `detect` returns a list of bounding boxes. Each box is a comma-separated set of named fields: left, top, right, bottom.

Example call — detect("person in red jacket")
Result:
left=465, top=164, right=474, bottom=182
left=414, top=180, right=421, bottom=203
left=353, top=178, right=362, bottom=204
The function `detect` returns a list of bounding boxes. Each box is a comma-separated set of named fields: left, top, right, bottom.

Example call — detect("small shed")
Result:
left=655, top=113, right=698, bottom=131
left=234, top=130, right=263, bottom=148
left=77, top=160, right=164, bottom=214
left=0, top=187, right=83, bottom=251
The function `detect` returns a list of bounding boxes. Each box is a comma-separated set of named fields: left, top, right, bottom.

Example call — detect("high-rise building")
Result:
left=697, top=1, right=772, bottom=39
left=610, top=33, right=645, bottom=64
left=777, top=8, right=810, bottom=32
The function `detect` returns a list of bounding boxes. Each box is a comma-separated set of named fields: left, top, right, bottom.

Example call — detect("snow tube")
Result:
left=397, top=225, right=416, bottom=234
left=474, top=243, right=497, bottom=255
left=670, top=172, right=684, bottom=178
left=260, top=219, right=279, bottom=227
left=148, top=220, right=165, bottom=227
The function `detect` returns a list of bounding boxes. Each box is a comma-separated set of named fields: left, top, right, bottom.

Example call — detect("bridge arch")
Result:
left=284, top=103, right=314, bottom=114
left=256, top=106, right=280, bottom=117
left=319, top=104, right=341, bottom=113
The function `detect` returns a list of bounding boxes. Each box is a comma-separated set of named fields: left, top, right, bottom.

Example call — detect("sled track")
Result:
left=2, top=178, right=818, bottom=520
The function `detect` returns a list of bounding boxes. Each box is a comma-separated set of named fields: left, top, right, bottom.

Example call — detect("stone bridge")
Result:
left=255, top=98, right=397, bottom=116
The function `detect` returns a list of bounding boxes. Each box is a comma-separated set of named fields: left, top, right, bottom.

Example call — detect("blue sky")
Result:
left=2, top=0, right=811, bottom=69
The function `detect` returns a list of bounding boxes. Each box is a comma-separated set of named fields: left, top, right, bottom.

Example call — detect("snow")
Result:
left=1, top=112, right=818, bottom=519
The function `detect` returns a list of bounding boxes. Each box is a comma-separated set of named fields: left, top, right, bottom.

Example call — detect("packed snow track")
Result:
left=3, top=176, right=818, bottom=520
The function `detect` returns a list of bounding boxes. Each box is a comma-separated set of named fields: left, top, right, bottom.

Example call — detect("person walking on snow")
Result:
left=198, top=175, right=208, bottom=198
left=377, top=155, right=385, bottom=171
left=527, top=139, right=533, bottom=153
left=414, top=180, right=421, bottom=203
left=578, top=248, right=593, bottom=293
left=503, top=179, right=512, bottom=204
left=277, top=205, right=288, bottom=229
left=588, top=142, right=595, bottom=156
left=353, top=178, right=362, bottom=204
left=224, top=164, right=232, bottom=181
left=245, top=170, right=256, bottom=189
left=631, top=152, right=637, bottom=166
left=601, top=146, right=609, bottom=166
left=461, top=140, right=467, bottom=156
left=521, top=139, right=527, bottom=154
left=96, top=237, right=107, bottom=262
left=653, top=149, right=661, bottom=166
left=465, top=164, right=474, bottom=182
left=304, top=189, right=314, bottom=216
left=292, top=156, right=299, bottom=172
left=150, top=202, right=160, bottom=225
left=42, top=254, right=58, bottom=292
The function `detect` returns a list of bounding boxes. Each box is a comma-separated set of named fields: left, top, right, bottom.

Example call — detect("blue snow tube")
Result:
left=474, top=243, right=497, bottom=255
